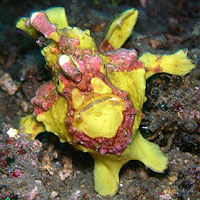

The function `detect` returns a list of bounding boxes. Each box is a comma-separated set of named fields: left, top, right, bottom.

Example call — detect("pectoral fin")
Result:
left=127, top=130, right=168, bottom=173
left=140, top=50, right=195, bottom=79
left=19, top=114, right=45, bottom=140
left=91, top=153, right=126, bottom=196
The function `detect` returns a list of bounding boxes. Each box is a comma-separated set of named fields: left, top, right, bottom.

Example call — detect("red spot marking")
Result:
left=154, top=65, right=162, bottom=72
left=51, top=47, right=60, bottom=54
left=33, top=125, right=39, bottom=131
left=70, top=38, right=80, bottom=47
left=100, top=39, right=115, bottom=52
left=31, top=81, right=58, bottom=116
left=194, top=115, right=199, bottom=123
left=142, top=113, right=145, bottom=119
left=156, top=56, right=162, bottom=63
left=32, top=107, right=44, bottom=116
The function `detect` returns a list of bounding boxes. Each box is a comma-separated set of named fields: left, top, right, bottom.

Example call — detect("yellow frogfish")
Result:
left=17, top=7, right=195, bottom=196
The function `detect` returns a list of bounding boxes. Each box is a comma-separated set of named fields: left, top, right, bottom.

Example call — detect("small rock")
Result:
left=69, top=190, right=81, bottom=200
left=63, top=157, right=72, bottom=171
left=7, top=128, right=19, bottom=139
left=149, top=35, right=167, bottom=49
left=50, top=191, right=59, bottom=199
left=20, top=101, right=30, bottom=112
left=59, top=168, right=71, bottom=181
left=31, top=140, right=43, bottom=153
left=10, top=169, right=21, bottom=178
left=159, top=194, right=172, bottom=200
left=42, top=155, right=55, bottom=175
left=168, top=176, right=177, bottom=182
left=28, top=187, right=38, bottom=200
left=0, top=72, right=20, bottom=95
left=53, top=149, right=59, bottom=159
left=59, top=156, right=72, bottom=181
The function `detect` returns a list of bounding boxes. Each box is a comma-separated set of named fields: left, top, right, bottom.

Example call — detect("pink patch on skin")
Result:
left=81, top=55, right=103, bottom=72
left=54, top=64, right=60, bottom=70
left=69, top=38, right=80, bottom=47
left=51, top=47, right=60, bottom=54
left=100, top=39, right=115, bottom=52
left=58, top=74, right=74, bottom=94
left=33, top=125, right=39, bottom=131
left=31, top=12, right=56, bottom=38
left=77, top=73, right=91, bottom=91
left=106, top=49, right=143, bottom=72
left=142, top=113, right=145, bottom=119
left=32, top=107, right=44, bottom=116
left=62, top=54, right=103, bottom=91
left=156, top=56, right=162, bottom=64
left=31, top=81, right=58, bottom=116
left=154, top=65, right=162, bottom=72
left=82, top=49, right=93, bottom=55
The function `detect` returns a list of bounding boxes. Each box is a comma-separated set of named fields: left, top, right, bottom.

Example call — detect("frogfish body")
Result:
left=17, top=7, right=195, bottom=196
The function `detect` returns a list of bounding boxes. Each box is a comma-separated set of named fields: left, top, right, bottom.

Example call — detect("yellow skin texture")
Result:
left=18, top=7, right=195, bottom=196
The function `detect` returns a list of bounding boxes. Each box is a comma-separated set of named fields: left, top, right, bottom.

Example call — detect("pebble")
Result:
left=20, top=101, right=30, bottom=112
left=50, top=191, right=59, bottom=198
left=7, top=128, right=19, bottom=139
left=168, top=176, right=177, bottom=182
left=0, top=72, right=20, bottom=95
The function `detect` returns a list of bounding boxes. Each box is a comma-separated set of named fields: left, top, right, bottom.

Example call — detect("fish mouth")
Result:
left=74, top=95, right=126, bottom=139
left=70, top=94, right=136, bottom=155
